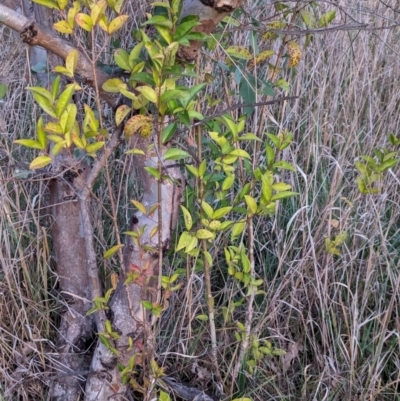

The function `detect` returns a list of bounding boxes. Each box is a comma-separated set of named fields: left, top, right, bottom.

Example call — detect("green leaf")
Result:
left=0, top=83, right=7, bottom=100
left=130, top=72, right=155, bottom=86
left=29, top=155, right=52, bottom=170
left=185, top=164, right=198, bottom=177
left=222, top=174, right=235, bottom=190
left=173, top=16, right=200, bottom=41
left=32, top=0, right=60, bottom=9
left=114, top=49, right=131, bottom=71
left=177, top=110, right=190, bottom=126
left=129, top=42, right=144, bottom=67
left=160, top=89, right=184, bottom=103
left=239, top=75, right=256, bottom=116
left=55, top=83, right=78, bottom=117
left=51, top=76, right=60, bottom=101
left=180, top=205, right=192, bottom=231
left=274, top=78, right=290, bottom=92
left=318, top=10, right=336, bottom=27
left=180, top=83, right=206, bottom=108
left=144, top=166, right=161, bottom=179
left=104, top=244, right=124, bottom=259
left=143, top=15, right=172, bottom=29
left=162, top=122, right=177, bottom=144
left=164, top=148, right=189, bottom=161
left=196, top=314, right=209, bottom=321
left=231, top=221, right=246, bottom=238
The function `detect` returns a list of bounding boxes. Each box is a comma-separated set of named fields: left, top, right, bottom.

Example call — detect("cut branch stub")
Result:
left=178, top=0, right=245, bottom=61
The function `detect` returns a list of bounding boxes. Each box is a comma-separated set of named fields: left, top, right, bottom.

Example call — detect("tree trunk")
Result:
left=85, top=136, right=184, bottom=400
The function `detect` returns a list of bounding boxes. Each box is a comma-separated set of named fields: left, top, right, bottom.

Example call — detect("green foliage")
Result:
left=0, top=83, right=7, bottom=100
left=13, top=0, right=330, bottom=397
left=355, top=134, right=399, bottom=194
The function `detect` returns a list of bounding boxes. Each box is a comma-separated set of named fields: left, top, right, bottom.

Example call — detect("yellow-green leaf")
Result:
left=201, top=201, right=214, bottom=218
left=176, top=231, right=192, bottom=252
left=115, top=105, right=131, bottom=126
left=212, top=206, right=232, bottom=220
left=228, top=149, right=251, bottom=159
left=14, top=139, right=44, bottom=150
left=30, top=92, right=58, bottom=119
left=67, top=1, right=80, bottom=27
left=85, top=141, right=105, bottom=154
left=53, top=20, right=73, bottom=34
left=244, top=195, right=257, bottom=214
left=231, top=221, right=246, bottom=238
left=108, top=15, right=129, bottom=34
left=53, top=66, right=73, bottom=78
left=71, top=132, right=85, bottom=149
left=75, top=13, right=93, bottom=31
left=45, top=122, right=63, bottom=134
left=226, top=46, right=252, bottom=60
left=180, top=205, right=192, bottom=231
left=136, top=86, right=158, bottom=103
left=52, top=140, right=67, bottom=155
left=57, top=0, right=68, bottom=10
left=29, top=155, right=52, bottom=170
left=66, top=49, right=79, bottom=76
left=272, top=182, right=292, bottom=192
left=104, top=244, right=124, bottom=259
left=102, top=78, right=125, bottom=93
left=27, top=86, right=53, bottom=102
left=32, top=0, right=60, bottom=9
left=37, top=117, right=47, bottom=149
left=91, top=0, right=107, bottom=25
left=131, top=199, right=147, bottom=215
left=98, top=15, right=109, bottom=32
left=60, top=103, right=77, bottom=134
left=124, top=115, right=152, bottom=138
left=196, top=229, right=215, bottom=240
left=55, top=83, right=78, bottom=117
left=164, top=148, right=189, bottom=161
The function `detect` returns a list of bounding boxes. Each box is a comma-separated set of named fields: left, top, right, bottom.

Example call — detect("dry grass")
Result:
left=1, top=0, right=400, bottom=400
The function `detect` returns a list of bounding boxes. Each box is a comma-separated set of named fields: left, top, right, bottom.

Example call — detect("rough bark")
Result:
left=48, top=161, right=95, bottom=400
left=85, top=135, right=184, bottom=400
